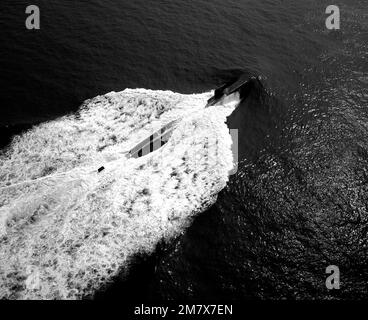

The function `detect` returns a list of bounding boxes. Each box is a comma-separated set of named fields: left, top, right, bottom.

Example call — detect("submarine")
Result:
left=127, top=76, right=260, bottom=159
left=206, top=74, right=260, bottom=107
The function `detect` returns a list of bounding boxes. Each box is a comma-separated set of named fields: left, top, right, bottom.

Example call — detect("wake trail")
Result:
left=0, top=88, right=239, bottom=299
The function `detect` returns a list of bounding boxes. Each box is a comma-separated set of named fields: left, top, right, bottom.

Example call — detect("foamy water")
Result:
left=0, top=88, right=240, bottom=299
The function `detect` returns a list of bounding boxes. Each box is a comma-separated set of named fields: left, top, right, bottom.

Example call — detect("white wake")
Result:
left=0, top=88, right=239, bottom=299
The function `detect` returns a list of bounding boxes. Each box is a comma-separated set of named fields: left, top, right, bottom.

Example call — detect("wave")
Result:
left=0, top=87, right=240, bottom=299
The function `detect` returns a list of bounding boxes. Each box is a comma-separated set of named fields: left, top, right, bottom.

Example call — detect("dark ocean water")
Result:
left=1, top=0, right=367, bottom=299
left=1, top=0, right=330, bottom=142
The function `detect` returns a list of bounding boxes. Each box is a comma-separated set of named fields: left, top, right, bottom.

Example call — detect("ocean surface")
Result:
left=1, top=0, right=367, bottom=299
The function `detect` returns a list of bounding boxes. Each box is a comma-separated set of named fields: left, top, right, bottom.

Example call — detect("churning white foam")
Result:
left=0, top=88, right=239, bottom=299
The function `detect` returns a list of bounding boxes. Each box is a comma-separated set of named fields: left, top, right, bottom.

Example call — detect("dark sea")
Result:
left=1, top=0, right=367, bottom=299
